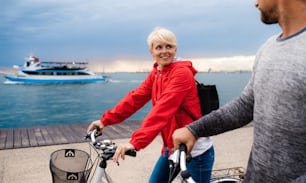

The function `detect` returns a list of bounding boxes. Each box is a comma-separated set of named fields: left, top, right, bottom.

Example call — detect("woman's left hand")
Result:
left=113, top=143, right=135, bottom=163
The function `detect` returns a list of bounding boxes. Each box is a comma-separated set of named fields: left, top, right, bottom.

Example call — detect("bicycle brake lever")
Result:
left=84, top=131, right=92, bottom=140
left=168, top=149, right=180, bottom=164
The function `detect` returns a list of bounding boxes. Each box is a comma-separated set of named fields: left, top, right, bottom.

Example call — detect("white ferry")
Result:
left=4, top=56, right=108, bottom=84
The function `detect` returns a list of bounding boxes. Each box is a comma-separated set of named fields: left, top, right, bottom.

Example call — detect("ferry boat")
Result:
left=4, top=56, right=108, bottom=84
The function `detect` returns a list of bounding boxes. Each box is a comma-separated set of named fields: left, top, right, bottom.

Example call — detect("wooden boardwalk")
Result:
left=0, top=120, right=142, bottom=150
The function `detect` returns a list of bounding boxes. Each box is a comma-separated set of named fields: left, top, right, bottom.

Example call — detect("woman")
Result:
left=87, top=27, right=214, bottom=183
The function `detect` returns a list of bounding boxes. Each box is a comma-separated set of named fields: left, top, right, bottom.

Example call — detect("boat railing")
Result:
left=39, top=61, right=88, bottom=69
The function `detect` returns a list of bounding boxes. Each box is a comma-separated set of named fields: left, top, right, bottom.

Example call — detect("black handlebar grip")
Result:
left=94, top=127, right=102, bottom=137
left=125, top=149, right=137, bottom=157
left=179, top=143, right=187, bottom=153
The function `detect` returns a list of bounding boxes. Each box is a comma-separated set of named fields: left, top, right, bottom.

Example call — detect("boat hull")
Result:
left=4, top=75, right=108, bottom=84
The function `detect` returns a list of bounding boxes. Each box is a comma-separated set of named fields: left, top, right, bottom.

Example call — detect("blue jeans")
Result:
left=148, top=146, right=215, bottom=183
left=186, top=146, right=214, bottom=183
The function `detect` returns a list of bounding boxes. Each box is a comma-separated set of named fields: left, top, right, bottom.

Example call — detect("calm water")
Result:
left=0, top=72, right=251, bottom=128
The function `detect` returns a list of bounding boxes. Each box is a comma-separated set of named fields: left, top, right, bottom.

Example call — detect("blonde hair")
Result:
left=147, top=27, right=177, bottom=50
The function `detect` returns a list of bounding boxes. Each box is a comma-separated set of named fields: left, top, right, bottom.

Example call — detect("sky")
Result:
left=0, top=0, right=281, bottom=72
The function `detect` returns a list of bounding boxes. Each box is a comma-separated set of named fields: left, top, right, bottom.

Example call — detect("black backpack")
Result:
left=196, top=80, right=219, bottom=116
left=182, top=80, right=219, bottom=120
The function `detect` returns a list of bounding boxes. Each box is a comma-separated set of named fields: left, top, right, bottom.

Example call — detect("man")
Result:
left=172, top=0, right=306, bottom=182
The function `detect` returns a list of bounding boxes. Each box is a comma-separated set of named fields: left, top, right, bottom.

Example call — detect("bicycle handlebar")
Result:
left=179, top=144, right=188, bottom=171
left=85, top=129, right=136, bottom=157
left=168, top=143, right=196, bottom=183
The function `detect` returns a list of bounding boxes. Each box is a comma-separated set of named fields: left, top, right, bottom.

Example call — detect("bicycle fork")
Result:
left=92, top=159, right=114, bottom=183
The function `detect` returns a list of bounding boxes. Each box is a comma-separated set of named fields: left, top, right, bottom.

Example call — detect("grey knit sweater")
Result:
left=187, top=28, right=306, bottom=183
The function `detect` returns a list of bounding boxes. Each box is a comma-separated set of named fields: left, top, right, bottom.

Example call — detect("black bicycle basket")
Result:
left=50, top=149, right=93, bottom=183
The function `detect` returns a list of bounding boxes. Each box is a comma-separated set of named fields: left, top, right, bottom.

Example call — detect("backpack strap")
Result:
left=181, top=107, right=197, bottom=121
left=180, top=80, right=198, bottom=121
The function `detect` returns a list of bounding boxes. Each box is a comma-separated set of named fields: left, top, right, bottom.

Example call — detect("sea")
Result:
left=0, top=72, right=251, bottom=128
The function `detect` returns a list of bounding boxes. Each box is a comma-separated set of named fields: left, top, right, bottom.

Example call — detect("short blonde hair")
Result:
left=147, top=27, right=177, bottom=50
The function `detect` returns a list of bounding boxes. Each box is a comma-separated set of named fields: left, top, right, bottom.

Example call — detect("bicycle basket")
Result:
left=210, top=167, right=245, bottom=183
left=50, top=149, right=93, bottom=183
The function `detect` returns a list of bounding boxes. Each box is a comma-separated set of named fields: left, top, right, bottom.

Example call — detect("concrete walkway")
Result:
left=0, top=126, right=253, bottom=183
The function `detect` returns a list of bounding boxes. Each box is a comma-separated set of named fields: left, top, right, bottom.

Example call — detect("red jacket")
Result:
left=100, top=60, right=201, bottom=153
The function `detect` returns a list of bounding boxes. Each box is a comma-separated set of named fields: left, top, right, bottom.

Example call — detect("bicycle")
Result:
left=50, top=129, right=136, bottom=183
left=50, top=131, right=244, bottom=183
left=168, top=144, right=245, bottom=183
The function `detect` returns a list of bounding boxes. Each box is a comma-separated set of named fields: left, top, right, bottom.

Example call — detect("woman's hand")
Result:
left=87, top=120, right=105, bottom=134
left=113, top=143, right=135, bottom=163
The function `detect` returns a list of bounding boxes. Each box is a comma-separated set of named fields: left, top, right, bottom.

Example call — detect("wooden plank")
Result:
left=28, top=128, right=39, bottom=147
left=46, top=126, right=69, bottom=145
left=60, top=124, right=81, bottom=143
left=33, top=127, right=46, bottom=146
left=21, top=128, right=30, bottom=148
left=14, top=129, right=22, bottom=148
left=0, top=129, right=7, bottom=150
left=69, top=124, right=82, bottom=135
left=41, top=126, right=56, bottom=145
left=5, top=129, right=14, bottom=149
left=68, top=123, right=87, bottom=143
left=72, top=123, right=89, bottom=142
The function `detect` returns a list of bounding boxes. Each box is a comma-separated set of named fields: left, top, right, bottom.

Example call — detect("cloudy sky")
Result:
left=0, top=0, right=281, bottom=72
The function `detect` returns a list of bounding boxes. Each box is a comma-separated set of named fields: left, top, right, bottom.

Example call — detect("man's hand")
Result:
left=172, top=127, right=197, bottom=154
